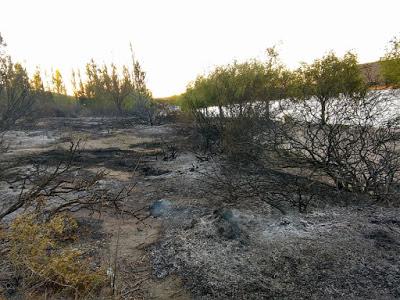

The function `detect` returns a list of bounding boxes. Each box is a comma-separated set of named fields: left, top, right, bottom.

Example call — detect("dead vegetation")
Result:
left=270, top=90, right=400, bottom=201
left=0, top=140, right=135, bottom=221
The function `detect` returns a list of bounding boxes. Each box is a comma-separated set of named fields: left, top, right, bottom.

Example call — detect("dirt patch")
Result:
left=0, top=118, right=193, bottom=299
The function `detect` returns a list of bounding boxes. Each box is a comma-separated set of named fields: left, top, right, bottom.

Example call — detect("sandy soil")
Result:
left=1, top=118, right=195, bottom=299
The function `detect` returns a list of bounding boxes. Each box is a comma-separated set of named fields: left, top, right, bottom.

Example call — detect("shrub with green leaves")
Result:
left=6, top=213, right=106, bottom=297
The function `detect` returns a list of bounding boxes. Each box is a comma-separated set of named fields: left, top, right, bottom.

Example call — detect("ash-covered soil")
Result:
left=152, top=204, right=400, bottom=299
left=2, top=117, right=400, bottom=299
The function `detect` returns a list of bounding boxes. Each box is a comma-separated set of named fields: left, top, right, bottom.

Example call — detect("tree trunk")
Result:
left=265, top=100, right=270, bottom=120
left=147, top=110, right=154, bottom=126
left=218, top=104, right=225, bottom=130
left=320, top=99, right=327, bottom=125
left=115, top=97, right=123, bottom=116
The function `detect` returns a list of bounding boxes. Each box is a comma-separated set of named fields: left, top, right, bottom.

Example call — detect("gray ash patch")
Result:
left=151, top=205, right=400, bottom=299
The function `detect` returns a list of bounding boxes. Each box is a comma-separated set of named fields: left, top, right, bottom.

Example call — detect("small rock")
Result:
left=279, top=218, right=291, bottom=226
left=149, top=199, right=172, bottom=217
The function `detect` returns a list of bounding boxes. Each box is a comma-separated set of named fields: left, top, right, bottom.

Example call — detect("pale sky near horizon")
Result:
left=0, top=0, right=399, bottom=97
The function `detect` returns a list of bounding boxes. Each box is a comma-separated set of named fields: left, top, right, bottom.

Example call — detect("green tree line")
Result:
left=1, top=33, right=154, bottom=120
left=181, top=35, right=400, bottom=118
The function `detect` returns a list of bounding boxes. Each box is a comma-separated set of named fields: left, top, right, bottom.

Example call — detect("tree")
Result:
left=75, top=53, right=153, bottom=116
left=182, top=48, right=292, bottom=120
left=105, top=63, right=134, bottom=114
left=294, top=52, right=367, bottom=125
left=75, top=60, right=131, bottom=114
left=51, top=69, right=66, bottom=94
left=71, top=69, right=86, bottom=100
left=130, top=53, right=156, bottom=123
left=31, top=68, right=45, bottom=92
left=69, top=45, right=153, bottom=116
left=181, top=53, right=292, bottom=155
left=0, top=60, right=35, bottom=130
left=380, top=36, right=400, bottom=87
left=84, top=59, right=103, bottom=100
left=0, top=33, right=7, bottom=98
left=132, top=60, right=151, bottom=99
left=258, top=46, right=295, bottom=118
left=30, top=68, right=53, bottom=112
left=130, top=42, right=152, bottom=100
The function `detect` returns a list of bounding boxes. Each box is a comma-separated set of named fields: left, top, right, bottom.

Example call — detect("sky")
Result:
left=0, top=0, right=399, bottom=97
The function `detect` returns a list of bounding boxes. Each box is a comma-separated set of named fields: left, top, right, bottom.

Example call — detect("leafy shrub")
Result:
left=6, top=213, right=106, bottom=297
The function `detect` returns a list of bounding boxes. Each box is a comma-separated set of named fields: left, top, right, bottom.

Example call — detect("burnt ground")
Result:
left=1, top=117, right=400, bottom=299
